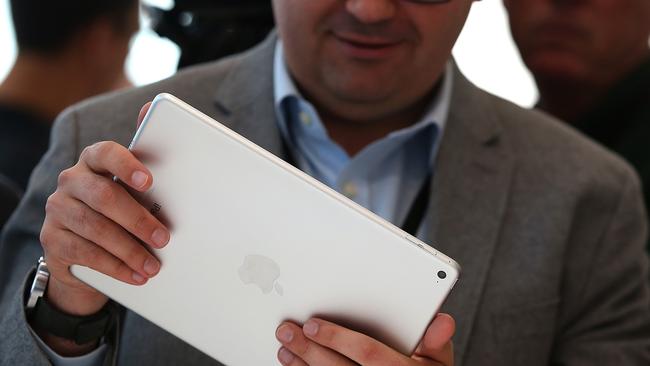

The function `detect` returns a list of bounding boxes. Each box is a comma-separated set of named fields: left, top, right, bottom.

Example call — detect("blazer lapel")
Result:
left=211, top=32, right=285, bottom=158
left=429, top=66, right=515, bottom=366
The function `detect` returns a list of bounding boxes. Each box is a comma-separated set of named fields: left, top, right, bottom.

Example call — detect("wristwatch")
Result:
left=26, top=256, right=119, bottom=345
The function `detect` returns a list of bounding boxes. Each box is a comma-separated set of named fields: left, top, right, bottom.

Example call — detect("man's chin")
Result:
left=525, top=53, right=590, bottom=84
left=321, top=60, right=406, bottom=102
left=326, top=83, right=395, bottom=104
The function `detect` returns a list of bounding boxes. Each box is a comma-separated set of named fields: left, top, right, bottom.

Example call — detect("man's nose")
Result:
left=345, top=0, right=397, bottom=24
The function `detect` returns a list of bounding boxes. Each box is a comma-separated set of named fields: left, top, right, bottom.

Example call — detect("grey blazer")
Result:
left=1, top=35, right=649, bottom=366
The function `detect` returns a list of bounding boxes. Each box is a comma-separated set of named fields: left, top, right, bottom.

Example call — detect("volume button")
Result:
left=405, top=235, right=435, bottom=254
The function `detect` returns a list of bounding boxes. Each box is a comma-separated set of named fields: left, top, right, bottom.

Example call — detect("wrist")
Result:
left=36, top=329, right=101, bottom=357
left=28, top=294, right=118, bottom=354
left=46, top=276, right=108, bottom=316
left=25, top=259, right=118, bottom=353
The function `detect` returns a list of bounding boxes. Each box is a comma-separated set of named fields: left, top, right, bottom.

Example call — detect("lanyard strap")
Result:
left=400, top=174, right=432, bottom=236
left=281, top=140, right=431, bottom=237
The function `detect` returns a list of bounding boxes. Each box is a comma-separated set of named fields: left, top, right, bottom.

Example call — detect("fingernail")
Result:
left=131, top=171, right=148, bottom=188
left=152, top=228, right=169, bottom=247
left=303, top=320, right=319, bottom=337
left=278, top=347, right=294, bottom=364
left=144, top=258, right=160, bottom=276
left=276, top=325, right=294, bottom=343
left=132, top=272, right=145, bottom=283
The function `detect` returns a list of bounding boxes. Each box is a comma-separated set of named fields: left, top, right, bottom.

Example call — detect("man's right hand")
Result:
left=36, top=103, right=168, bottom=354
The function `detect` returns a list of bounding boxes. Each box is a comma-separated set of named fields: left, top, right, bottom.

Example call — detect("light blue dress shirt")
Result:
left=273, top=41, right=453, bottom=232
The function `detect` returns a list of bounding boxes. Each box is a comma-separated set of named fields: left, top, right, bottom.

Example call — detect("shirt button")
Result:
left=299, top=111, right=312, bottom=126
left=342, top=182, right=358, bottom=199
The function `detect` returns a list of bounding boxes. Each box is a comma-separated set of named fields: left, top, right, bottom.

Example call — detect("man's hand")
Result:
left=275, top=313, right=455, bottom=366
left=37, top=103, right=166, bottom=354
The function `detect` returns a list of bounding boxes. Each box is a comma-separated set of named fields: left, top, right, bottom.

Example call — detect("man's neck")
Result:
left=536, top=51, right=650, bottom=124
left=0, top=53, right=99, bottom=122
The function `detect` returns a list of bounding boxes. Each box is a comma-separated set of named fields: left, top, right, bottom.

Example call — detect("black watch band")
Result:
left=29, top=296, right=119, bottom=345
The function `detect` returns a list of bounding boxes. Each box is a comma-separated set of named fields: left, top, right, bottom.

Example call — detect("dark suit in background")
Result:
left=572, top=58, right=650, bottom=252
left=0, top=104, right=50, bottom=230
left=0, top=104, right=50, bottom=191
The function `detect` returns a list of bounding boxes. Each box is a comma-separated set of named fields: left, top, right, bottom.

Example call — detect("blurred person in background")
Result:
left=0, top=0, right=140, bottom=230
left=146, top=0, right=274, bottom=68
left=504, top=0, right=650, bottom=251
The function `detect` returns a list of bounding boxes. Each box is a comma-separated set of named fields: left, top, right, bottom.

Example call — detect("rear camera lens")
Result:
left=437, top=271, right=447, bottom=279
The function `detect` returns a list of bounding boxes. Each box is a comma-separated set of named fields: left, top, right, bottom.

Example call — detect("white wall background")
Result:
left=0, top=0, right=14, bottom=83
left=453, top=0, right=538, bottom=106
left=0, top=0, right=537, bottom=107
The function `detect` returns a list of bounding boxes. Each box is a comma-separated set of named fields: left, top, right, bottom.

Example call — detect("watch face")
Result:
left=27, top=258, right=49, bottom=309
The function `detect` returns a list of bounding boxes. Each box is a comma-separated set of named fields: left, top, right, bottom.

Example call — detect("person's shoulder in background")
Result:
left=492, top=92, right=642, bottom=195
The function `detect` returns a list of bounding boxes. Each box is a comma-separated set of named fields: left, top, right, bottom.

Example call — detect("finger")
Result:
left=59, top=170, right=169, bottom=249
left=49, top=193, right=161, bottom=279
left=78, top=141, right=152, bottom=192
left=41, top=225, right=148, bottom=287
left=277, top=347, right=308, bottom=366
left=413, top=313, right=455, bottom=365
left=276, top=322, right=355, bottom=366
left=137, top=102, right=152, bottom=129
left=299, top=318, right=406, bottom=365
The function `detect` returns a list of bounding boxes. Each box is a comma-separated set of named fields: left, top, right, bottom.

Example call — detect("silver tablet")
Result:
left=71, top=93, right=460, bottom=365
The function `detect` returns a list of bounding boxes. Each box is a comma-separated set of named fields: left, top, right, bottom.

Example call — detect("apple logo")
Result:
left=238, top=255, right=284, bottom=296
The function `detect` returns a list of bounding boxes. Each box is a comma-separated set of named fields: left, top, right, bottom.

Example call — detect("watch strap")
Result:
left=29, top=297, right=119, bottom=345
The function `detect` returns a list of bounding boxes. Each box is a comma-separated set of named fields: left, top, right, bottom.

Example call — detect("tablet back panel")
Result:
left=72, top=93, right=460, bottom=365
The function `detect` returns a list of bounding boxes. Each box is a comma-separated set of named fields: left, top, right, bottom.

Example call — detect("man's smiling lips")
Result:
left=331, top=31, right=404, bottom=60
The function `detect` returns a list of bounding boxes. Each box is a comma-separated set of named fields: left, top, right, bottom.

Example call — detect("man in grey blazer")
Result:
left=1, top=0, right=649, bottom=365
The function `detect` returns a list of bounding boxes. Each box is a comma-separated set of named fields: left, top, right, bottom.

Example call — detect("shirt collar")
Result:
left=274, top=40, right=302, bottom=108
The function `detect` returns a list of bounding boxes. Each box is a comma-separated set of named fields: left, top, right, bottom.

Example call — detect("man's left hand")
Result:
left=275, top=313, right=455, bottom=366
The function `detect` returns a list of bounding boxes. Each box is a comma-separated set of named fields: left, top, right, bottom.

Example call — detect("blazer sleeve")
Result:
left=552, top=169, right=650, bottom=365
left=0, top=107, right=117, bottom=365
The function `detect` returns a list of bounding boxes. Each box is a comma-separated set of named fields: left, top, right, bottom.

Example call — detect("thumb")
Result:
left=413, top=313, right=455, bottom=365
left=137, top=102, right=153, bottom=129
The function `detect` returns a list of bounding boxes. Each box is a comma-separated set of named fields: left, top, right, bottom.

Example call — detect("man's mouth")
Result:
left=334, top=32, right=401, bottom=48
left=331, top=32, right=403, bottom=59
